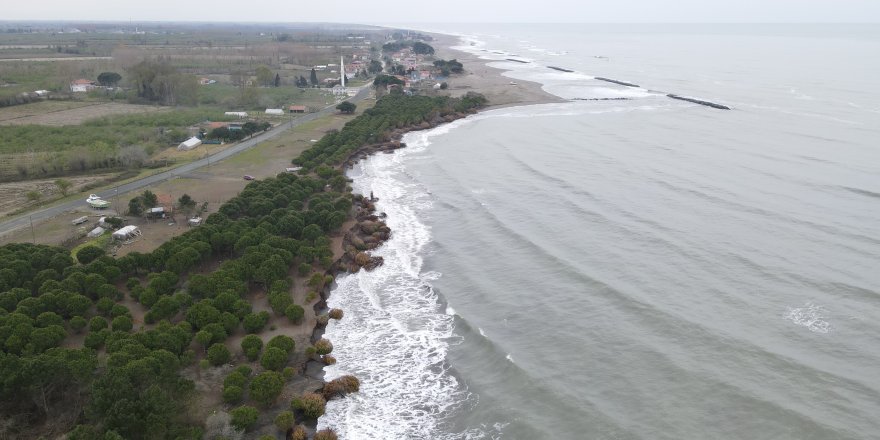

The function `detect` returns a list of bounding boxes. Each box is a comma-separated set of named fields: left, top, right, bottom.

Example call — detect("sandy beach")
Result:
left=431, top=33, right=565, bottom=109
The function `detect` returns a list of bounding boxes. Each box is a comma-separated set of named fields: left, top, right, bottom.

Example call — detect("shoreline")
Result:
left=430, top=32, right=565, bottom=109
left=310, top=31, right=563, bottom=435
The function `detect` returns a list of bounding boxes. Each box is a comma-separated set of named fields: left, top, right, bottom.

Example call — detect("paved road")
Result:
left=0, top=87, right=371, bottom=236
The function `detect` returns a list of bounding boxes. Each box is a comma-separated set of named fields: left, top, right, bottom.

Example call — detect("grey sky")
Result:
left=3, top=0, right=879, bottom=23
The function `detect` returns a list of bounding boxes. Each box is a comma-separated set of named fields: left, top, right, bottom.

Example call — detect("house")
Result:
left=288, top=105, right=307, bottom=114
left=199, top=78, right=216, bottom=85
left=224, top=111, right=248, bottom=118
left=70, top=79, right=96, bottom=93
left=147, top=194, right=174, bottom=218
left=265, top=108, right=284, bottom=116
left=157, top=194, right=173, bottom=214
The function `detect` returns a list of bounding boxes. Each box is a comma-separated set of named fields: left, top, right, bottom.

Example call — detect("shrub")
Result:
left=222, top=385, right=243, bottom=404
left=96, top=297, right=114, bottom=315
left=322, top=375, right=359, bottom=400
left=291, top=392, right=325, bottom=419
left=110, top=304, right=130, bottom=318
left=282, top=366, right=296, bottom=380
left=89, top=316, right=107, bottom=332
left=111, top=315, right=132, bottom=332
left=240, top=334, right=263, bottom=361
left=69, top=316, right=87, bottom=333
left=260, top=347, right=288, bottom=371
left=207, top=343, right=231, bottom=366
left=305, top=291, right=317, bottom=303
left=268, top=291, right=293, bottom=315
left=223, top=371, right=247, bottom=389
left=314, top=338, right=333, bottom=355
left=304, top=346, right=316, bottom=358
left=84, top=330, right=107, bottom=350
left=297, top=263, right=311, bottom=277
left=314, top=429, right=338, bottom=440
left=322, top=355, right=336, bottom=365
left=180, top=349, right=196, bottom=366
left=316, top=314, right=329, bottom=326
left=321, top=380, right=345, bottom=400
left=229, top=405, right=259, bottom=431
left=242, top=311, right=270, bottom=333
left=291, top=425, right=307, bottom=440
left=195, top=330, right=213, bottom=349
left=77, top=246, right=105, bottom=265
left=338, top=375, right=360, bottom=393
left=235, top=365, right=253, bottom=377
left=266, top=334, right=294, bottom=354
left=199, top=359, right=210, bottom=369
left=285, top=304, right=304, bottom=324
left=249, top=371, right=284, bottom=406
left=328, top=308, right=344, bottom=320
left=274, top=410, right=295, bottom=431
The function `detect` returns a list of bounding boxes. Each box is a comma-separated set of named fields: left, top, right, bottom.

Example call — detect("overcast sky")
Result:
left=3, top=0, right=879, bottom=23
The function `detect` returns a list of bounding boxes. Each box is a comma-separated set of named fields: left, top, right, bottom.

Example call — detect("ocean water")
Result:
left=319, top=24, right=880, bottom=439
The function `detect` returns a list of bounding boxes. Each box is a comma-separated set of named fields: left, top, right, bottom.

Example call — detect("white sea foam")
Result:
left=784, top=302, right=832, bottom=334
left=318, top=126, right=483, bottom=439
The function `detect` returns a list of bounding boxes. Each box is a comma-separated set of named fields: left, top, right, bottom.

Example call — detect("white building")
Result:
left=265, top=108, right=284, bottom=116
left=178, top=137, right=202, bottom=151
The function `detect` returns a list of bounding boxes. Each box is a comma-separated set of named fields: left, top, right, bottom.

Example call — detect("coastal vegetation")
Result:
left=0, top=90, right=488, bottom=438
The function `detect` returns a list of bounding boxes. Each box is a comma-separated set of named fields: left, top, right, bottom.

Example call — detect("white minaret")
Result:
left=340, top=56, right=345, bottom=88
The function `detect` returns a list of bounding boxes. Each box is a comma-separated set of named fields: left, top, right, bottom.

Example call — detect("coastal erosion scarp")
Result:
left=306, top=106, right=483, bottom=392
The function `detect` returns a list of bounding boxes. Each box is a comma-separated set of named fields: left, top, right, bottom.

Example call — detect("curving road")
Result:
left=0, top=86, right=371, bottom=236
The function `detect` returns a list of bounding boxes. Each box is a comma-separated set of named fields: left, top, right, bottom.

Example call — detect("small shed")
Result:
left=288, top=105, right=307, bottom=114
left=265, top=108, right=284, bottom=116
left=178, top=136, right=202, bottom=151
left=87, top=226, right=105, bottom=238
left=112, top=225, right=141, bottom=240
left=188, top=217, right=202, bottom=227
left=71, top=216, right=88, bottom=225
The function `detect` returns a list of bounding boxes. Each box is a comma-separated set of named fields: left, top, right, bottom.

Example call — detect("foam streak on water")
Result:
left=318, top=127, right=484, bottom=440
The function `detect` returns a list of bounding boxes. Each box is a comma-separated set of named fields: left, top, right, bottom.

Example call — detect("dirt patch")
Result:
left=0, top=101, right=168, bottom=126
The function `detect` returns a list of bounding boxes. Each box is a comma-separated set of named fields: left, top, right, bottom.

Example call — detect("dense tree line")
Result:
left=293, top=93, right=487, bottom=171
left=127, top=59, right=198, bottom=106
left=380, top=40, right=435, bottom=55
left=0, top=93, right=487, bottom=438
left=433, top=59, right=464, bottom=75
left=207, top=121, right=271, bottom=142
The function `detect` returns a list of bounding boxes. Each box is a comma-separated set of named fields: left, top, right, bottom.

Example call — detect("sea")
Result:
left=317, top=24, right=880, bottom=439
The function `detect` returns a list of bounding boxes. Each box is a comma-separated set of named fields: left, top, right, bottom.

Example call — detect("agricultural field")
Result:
left=0, top=101, right=168, bottom=126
